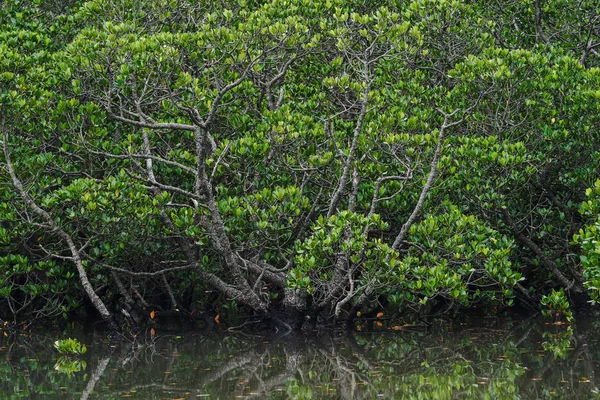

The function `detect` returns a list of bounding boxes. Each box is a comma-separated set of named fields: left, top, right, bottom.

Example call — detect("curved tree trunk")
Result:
left=3, top=126, right=117, bottom=330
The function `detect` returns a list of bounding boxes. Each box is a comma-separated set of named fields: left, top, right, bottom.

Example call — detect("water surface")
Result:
left=1, top=316, right=599, bottom=399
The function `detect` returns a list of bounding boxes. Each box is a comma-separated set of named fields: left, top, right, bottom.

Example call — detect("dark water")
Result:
left=1, top=316, right=600, bottom=399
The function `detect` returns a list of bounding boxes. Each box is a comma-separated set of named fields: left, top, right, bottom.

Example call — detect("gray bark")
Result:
left=391, top=110, right=461, bottom=251
left=3, top=128, right=116, bottom=328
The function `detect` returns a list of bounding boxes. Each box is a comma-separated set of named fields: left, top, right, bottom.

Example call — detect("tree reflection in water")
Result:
left=1, top=318, right=599, bottom=399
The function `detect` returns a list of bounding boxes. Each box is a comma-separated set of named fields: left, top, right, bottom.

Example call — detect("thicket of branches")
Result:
left=1, top=0, right=600, bottom=330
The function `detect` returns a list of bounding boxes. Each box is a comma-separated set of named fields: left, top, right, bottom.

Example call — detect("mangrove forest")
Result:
left=1, top=0, right=600, bottom=331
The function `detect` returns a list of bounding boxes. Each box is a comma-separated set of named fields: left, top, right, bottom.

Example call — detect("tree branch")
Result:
left=2, top=122, right=116, bottom=329
left=391, top=109, right=461, bottom=251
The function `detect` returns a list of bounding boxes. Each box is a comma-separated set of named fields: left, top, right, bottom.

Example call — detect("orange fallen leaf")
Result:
left=214, top=314, right=220, bottom=324
left=150, top=310, right=155, bottom=319
left=376, top=312, right=384, bottom=318
left=392, top=325, right=401, bottom=331
left=150, top=328, right=155, bottom=336
left=376, top=321, right=383, bottom=327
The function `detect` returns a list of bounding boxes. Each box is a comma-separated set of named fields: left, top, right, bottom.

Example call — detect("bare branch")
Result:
left=210, top=141, right=232, bottom=183
left=106, top=109, right=197, bottom=131
left=327, top=68, right=370, bottom=218
left=391, top=109, right=461, bottom=251
left=87, top=149, right=198, bottom=175
left=2, top=121, right=115, bottom=328
left=368, top=174, right=413, bottom=216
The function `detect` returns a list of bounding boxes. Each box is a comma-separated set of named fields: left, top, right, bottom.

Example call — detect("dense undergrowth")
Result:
left=1, top=0, right=600, bottom=330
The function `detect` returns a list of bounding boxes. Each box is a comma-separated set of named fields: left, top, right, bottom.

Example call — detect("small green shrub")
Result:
left=541, top=289, right=574, bottom=322
left=54, top=338, right=87, bottom=355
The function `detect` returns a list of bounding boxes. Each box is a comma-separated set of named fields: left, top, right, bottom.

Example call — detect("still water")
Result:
left=1, top=316, right=599, bottom=399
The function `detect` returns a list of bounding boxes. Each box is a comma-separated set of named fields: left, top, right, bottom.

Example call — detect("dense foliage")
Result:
left=1, top=0, right=600, bottom=329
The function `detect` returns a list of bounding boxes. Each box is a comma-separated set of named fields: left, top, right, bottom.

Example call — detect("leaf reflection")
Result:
left=1, top=319, right=600, bottom=399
